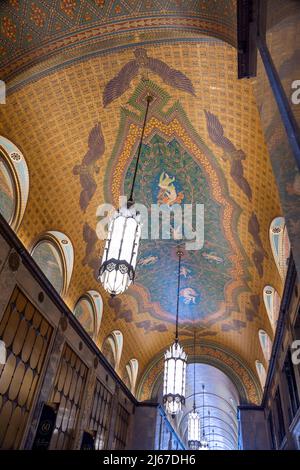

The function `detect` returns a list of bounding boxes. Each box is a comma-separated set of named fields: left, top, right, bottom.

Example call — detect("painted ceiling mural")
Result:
left=99, top=78, right=251, bottom=333
left=0, top=20, right=284, bottom=392
left=0, top=0, right=236, bottom=83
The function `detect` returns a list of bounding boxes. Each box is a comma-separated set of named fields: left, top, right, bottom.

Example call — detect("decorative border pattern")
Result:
left=137, top=340, right=262, bottom=405
left=103, top=79, right=251, bottom=328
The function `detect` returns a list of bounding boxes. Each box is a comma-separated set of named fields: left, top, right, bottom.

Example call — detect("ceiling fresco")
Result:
left=0, top=0, right=236, bottom=83
left=98, top=79, right=251, bottom=332
left=0, top=2, right=285, bottom=393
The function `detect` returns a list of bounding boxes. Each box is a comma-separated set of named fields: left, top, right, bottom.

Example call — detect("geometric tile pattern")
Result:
left=1, top=0, right=237, bottom=82
left=0, top=21, right=284, bottom=394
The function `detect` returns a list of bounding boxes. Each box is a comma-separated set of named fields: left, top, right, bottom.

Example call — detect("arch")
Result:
left=73, top=290, right=103, bottom=340
left=255, top=360, right=267, bottom=388
left=269, top=217, right=291, bottom=281
left=88, top=290, right=103, bottom=337
left=31, top=231, right=74, bottom=297
left=175, top=363, right=239, bottom=449
left=263, top=285, right=281, bottom=331
left=258, top=329, right=272, bottom=362
left=137, top=341, right=262, bottom=405
left=0, top=136, right=29, bottom=230
left=123, top=358, right=139, bottom=394
left=102, top=330, right=123, bottom=371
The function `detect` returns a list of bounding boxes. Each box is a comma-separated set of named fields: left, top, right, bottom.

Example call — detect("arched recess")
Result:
left=102, top=330, right=123, bottom=371
left=255, top=360, right=267, bottom=388
left=73, top=290, right=103, bottom=340
left=123, top=358, right=139, bottom=394
left=177, top=363, right=239, bottom=450
left=263, top=285, right=281, bottom=331
left=31, top=230, right=74, bottom=297
left=0, top=136, right=29, bottom=230
left=136, top=341, right=262, bottom=405
left=269, top=217, right=291, bottom=281
left=258, top=329, right=272, bottom=362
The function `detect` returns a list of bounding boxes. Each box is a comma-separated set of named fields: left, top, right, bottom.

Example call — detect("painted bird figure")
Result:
left=73, top=123, right=105, bottom=212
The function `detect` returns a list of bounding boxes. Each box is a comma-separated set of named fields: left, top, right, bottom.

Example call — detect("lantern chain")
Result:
left=128, top=95, right=153, bottom=205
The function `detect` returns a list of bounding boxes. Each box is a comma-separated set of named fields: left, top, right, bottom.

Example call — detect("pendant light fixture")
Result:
left=163, top=249, right=187, bottom=417
left=211, top=428, right=215, bottom=450
left=188, top=330, right=201, bottom=450
left=200, top=384, right=209, bottom=450
left=99, top=95, right=152, bottom=296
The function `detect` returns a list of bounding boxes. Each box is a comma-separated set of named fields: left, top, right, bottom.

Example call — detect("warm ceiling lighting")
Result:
left=99, top=95, right=152, bottom=296
left=163, top=249, right=187, bottom=417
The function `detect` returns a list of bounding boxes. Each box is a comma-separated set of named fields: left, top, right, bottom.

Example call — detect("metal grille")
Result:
left=49, top=343, right=87, bottom=449
left=89, top=379, right=112, bottom=450
left=113, top=403, right=130, bottom=450
left=0, top=286, right=53, bottom=449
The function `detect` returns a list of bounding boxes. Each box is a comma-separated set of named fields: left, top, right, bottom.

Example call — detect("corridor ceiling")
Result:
left=0, top=0, right=284, bottom=396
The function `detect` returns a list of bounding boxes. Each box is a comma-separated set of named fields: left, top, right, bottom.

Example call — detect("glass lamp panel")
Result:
left=174, top=359, right=182, bottom=395
left=131, top=225, right=141, bottom=268
left=168, top=358, right=176, bottom=394
left=188, top=411, right=200, bottom=442
left=182, top=360, right=186, bottom=396
left=107, top=215, right=126, bottom=260
left=119, top=218, right=137, bottom=261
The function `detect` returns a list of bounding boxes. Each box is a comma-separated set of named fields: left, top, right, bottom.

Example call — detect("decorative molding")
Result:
left=137, top=340, right=262, bottom=405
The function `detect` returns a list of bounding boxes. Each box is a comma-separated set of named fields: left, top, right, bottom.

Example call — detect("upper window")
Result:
left=74, top=297, right=95, bottom=338
left=263, top=285, right=281, bottom=331
left=258, top=329, right=272, bottom=362
left=102, top=330, right=123, bottom=371
left=74, top=290, right=103, bottom=340
left=255, top=360, right=267, bottom=388
left=269, top=217, right=291, bottom=281
left=123, top=359, right=139, bottom=394
left=0, top=136, right=29, bottom=230
left=31, top=231, right=74, bottom=297
left=0, top=158, right=15, bottom=223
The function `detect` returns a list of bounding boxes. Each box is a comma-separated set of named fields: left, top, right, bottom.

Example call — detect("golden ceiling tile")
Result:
left=0, top=39, right=283, bottom=380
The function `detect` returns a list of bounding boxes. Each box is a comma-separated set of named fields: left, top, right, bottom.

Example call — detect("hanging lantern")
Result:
left=98, top=204, right=141, bottom=295
left=200, top=439, right=209, bottom=450
left=188, top=330, right=201, bottom=450
left=200, top=383, right=209, bottom=450
left=163, top=341, right=187, bottom=416
left=163, top=250, right=187, bottom=416
left=188, top=410, right=201, bottom=450
left=99, top=96, right=152, bottom=296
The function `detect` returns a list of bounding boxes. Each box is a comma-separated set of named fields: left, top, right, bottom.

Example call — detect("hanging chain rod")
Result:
left=193, top=329, right=196, bottom=411
left=128, top=95, right=153, bottom=204
left=175, top=249, right=183, bottom=343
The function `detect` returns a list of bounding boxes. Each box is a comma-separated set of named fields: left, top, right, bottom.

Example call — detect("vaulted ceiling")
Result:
left=0, top=0, right=284, bottom=399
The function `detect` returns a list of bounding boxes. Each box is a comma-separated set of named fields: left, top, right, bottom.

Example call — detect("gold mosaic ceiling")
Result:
left=0, top=0, right=284, bottom=391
